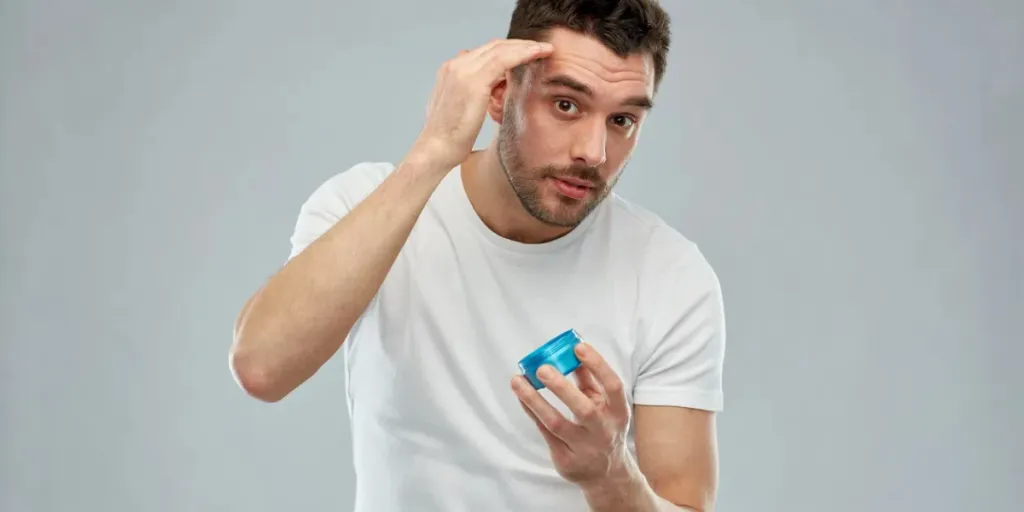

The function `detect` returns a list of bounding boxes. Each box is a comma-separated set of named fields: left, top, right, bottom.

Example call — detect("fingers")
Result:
left=518, top=398, right=568, bottom=450
left=535, top=365, right=602, bottom=428
left=465, top=39, right=553, bottom=85
left=573, top=366, right=604, bottom=402
left=574, top=342, right=629, bottom=416
left=476, top=39, right=553, bottom=70
left=462, top=38, right=505, bottom=58
left=464, top=38, right=550, bottom=61
left=442, top=40, right=502, bottom=74
left=511, top=374, right=581, bottom=442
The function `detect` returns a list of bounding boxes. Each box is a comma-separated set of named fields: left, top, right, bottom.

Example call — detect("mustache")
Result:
left=541, top=165, right=603, bottom=186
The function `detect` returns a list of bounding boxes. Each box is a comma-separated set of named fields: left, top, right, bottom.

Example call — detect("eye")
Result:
left=611, top=115, right=635, bottom=129
left=555, top=99, right=579, bottom=114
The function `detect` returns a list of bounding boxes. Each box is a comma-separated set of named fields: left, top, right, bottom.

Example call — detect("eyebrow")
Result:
left=542, top=74, right=654, bottom=110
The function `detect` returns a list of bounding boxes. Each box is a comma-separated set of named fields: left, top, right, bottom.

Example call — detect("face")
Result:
left=494, top=28, right=656, bottom=228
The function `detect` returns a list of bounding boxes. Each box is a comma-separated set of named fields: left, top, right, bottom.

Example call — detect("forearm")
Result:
left=581, top=457, right=700, bottom=512
left=230, top=147, right=450, bottom=401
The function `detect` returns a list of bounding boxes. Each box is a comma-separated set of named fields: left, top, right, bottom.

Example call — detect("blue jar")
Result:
left=518, top=329, right=583, bottom=389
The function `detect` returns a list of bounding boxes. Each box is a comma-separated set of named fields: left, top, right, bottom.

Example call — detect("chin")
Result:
left=540, top=202, right=591, bottom=228
left=518, top=181, right=599, bottom=228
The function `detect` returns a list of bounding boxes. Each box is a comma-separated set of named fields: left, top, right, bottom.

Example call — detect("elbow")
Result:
left=229, top=339, right=288, bottom=403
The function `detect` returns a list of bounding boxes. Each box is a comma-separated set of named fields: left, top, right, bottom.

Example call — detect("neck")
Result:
left=461, top=141, right=573, bottom=244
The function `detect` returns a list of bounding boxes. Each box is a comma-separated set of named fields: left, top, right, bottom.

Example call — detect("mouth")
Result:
left=550, top=177, right=594, bottom=200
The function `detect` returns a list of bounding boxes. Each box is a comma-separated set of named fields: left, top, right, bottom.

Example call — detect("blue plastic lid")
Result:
left=518, top=329, right=582, bottom=389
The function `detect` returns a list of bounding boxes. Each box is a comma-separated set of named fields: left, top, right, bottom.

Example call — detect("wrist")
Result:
left=405, top=136, right=462, bottom=177
left=579, top=452, right=643, bottom=498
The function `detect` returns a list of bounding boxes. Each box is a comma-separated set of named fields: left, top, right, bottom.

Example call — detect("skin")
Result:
left=462, top=28, right=651, bottom=243
left=467, top=29, right=719, bottom=511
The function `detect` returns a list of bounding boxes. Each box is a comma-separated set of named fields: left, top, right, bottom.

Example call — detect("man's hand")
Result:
left=413, top=38, right=553, bottom=170
left=512, top=342, right=705, bottom=511
left=511, top=341, right=632, bottom=485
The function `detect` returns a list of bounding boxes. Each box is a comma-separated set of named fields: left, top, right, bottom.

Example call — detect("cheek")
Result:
left=603, top=130, right=632, bottom=152
left=517, top=107, right=568, bottom=159
left=600, top=138, right=637, bottom=179
left=521, top=101, right=559, bottom=136
left=607, top=137, right=635, bottom=161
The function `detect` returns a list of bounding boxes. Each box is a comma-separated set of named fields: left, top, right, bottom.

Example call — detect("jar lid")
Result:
left=518, top=328, right=581, bottom=370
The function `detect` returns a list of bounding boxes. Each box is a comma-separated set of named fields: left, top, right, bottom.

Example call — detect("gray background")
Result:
left=2, top=1, right=1021, bottom=511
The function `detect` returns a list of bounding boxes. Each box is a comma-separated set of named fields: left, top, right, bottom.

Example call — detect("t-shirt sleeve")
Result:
left=287, top=161, right=395, bottom=261
left=632, top=245, right=726, bottom=412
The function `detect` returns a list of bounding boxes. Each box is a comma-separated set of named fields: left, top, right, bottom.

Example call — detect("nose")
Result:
left=569, top=118, right=607, bottom=168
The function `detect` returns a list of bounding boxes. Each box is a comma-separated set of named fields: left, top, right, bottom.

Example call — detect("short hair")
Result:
left=506, top=0, right=671, bottom=90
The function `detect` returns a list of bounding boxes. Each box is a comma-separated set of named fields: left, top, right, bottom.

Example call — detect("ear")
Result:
left=487, top=72, right=510, bottom=124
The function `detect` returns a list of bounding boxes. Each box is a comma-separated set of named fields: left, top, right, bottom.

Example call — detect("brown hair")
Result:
left=506, top=0, right=671, bottom=90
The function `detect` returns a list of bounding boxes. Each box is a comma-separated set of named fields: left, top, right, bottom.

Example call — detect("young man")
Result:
left=230, top=1, right=726, bottom=510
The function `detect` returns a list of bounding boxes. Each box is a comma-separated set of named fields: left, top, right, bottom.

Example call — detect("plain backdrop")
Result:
left=2, top=1, right=1021, bottom=511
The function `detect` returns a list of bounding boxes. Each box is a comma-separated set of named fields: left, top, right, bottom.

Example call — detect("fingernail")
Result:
left=538, top=366, right=555, bottom=379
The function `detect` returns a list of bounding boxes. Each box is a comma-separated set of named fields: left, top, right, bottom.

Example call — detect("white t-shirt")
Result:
left=287, top=161, right=726, bottom=512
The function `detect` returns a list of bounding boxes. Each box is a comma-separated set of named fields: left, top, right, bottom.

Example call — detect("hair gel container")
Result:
left=518, top=329, right=583, bottom=390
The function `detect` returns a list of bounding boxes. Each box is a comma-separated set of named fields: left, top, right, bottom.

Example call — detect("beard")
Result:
left=496, top=101, right=620, bottom=229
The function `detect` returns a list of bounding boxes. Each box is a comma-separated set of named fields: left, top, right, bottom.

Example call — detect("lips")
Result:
left=551, top=177, right=592, bottom=200
left=556, top=176, right=595, bottom=188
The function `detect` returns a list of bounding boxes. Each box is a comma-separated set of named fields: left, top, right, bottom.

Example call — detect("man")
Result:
left=230, top=1, right=726, bottom=511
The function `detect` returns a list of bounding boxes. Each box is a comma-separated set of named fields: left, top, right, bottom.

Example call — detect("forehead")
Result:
left=532, top=28, right=654, bottom=98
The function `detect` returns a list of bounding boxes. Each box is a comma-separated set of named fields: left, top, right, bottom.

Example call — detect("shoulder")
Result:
left=613, top=197, right=727, bottom=411
left=603, top=194, right=713, bottom=279
left=294, top=161, right=396, bottom=221
left=300, top=161, right=396, bottom=212
left=601, top=194, right=722, bottom=317
left=287, top=161, right=396, bottom=260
